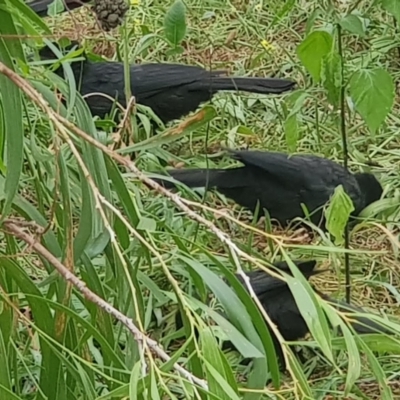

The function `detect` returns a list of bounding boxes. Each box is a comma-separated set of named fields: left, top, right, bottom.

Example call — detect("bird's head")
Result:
left=354, top=172, right=383, bottom=208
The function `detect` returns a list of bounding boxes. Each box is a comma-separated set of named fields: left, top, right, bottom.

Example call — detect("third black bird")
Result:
left=157, top=149, right=383, bottom=227
left=177, top=260, right=390, bottom=369
left=235, top=260, right=389, bottom=368
left=38, top=42, right=295, bottom=123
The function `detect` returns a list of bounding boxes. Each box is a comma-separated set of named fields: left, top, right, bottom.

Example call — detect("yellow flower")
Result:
left=261, top=39, right=275, bottom=52
left=255, top=3, right=262, bottom=11
left=131, top=0, right=140, bottom=5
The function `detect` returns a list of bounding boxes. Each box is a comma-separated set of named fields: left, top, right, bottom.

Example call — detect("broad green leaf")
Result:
left=325, top=185, right=355, bottom=245
left=381, top=0, right=400, bottom=24
left=137, top=216, right=157, bottom=232
left=297, top=31, right=333, bottom=82
left=164, top=0, right=187, bottom=47
left=48, top=0, right=65, bottom=16
left=349, top=68, right=394, bottom=133
left=339, top=14, right=368, bottom=37
left=321, top=50, right=341, bottom=108
left=284, top=114, right=298, bottom=152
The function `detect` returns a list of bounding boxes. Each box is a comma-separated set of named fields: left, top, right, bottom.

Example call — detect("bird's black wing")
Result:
left=229, top=150, right=349, bottom=189
left=227, top=150, right=363, bottom=217
left=240, top=260, right=318, bottom=296
left=129, top=63, right=219, bottom=96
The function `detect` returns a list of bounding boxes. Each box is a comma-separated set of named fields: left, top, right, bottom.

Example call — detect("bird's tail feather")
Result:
left=209, top=76, right=295, bottom=95
left=28, top=0, right=88, bottom=16
left=28, top=0, right=53, bottom=15
left=318, top=292, right=391, bottom=335
left=153, top=168, right=241, bottom=189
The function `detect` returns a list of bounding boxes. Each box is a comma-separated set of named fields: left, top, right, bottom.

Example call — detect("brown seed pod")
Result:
left=92, top=0, right=129, bottom=31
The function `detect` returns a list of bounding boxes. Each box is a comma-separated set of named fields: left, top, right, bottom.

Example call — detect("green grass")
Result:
left=1, top=0, right=400, bottom=399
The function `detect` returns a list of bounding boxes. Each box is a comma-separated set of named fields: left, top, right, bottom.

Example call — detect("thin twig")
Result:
left=3, top=221, right=208, bottom=390
left=337, top=23, right=351, bottom=304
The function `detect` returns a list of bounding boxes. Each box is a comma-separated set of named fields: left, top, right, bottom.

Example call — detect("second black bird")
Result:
left=156, top=149, right=383, bottom=227
left=37, top=42, right=295, bottom=123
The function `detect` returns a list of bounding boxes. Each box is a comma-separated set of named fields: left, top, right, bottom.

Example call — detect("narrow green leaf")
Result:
left=284, top=114, right=298, bottom=152
left=286, top=352, right=313, bottom=398
left=271, top=0, right=295, bottom=25
left=164, top=0, right=187, bottom=47
left=105, top=157, right=140, bottom=227
left=6, top=0, right=52, bottom=33
left=178, top=252, right=280, bottom=397
left=0, top=175, right=61, bottom=257
left=325, top=185, right=355, bottom=245
left=0, top=329, right=11, bottom=390
left=201, top=328, right=240, bottom=400
left=179, top=255, right=265, bottom=358
left=0, top=385, right=21, bottom=399
left=323, top=304, right=361, bottom=395
left=357, top=337, right=393, bottom=399
left=282, top=255, right=334, bottom=364
left=349, top=68, right=394, bottom=133
left=129, top=362, right=142, bottom=400
left=0, top=37, right=23, bottom=221
left=119, top=105, right=217, bottom=154
left=297, top=31, right=333, bottom=82
left=203, top=360, right=241, bottom=400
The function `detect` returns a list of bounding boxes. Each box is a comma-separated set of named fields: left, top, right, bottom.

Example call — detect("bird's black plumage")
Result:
left=157, top=149, right=383, bottom=227
left=176, top=260, right=390, bottom=369
left=37, top=43, right=295, bottom=123
left=27, top=0, right=90, bottom=16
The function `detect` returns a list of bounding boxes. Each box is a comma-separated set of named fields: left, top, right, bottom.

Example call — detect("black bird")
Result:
left=27, top=0, right=90, bottom=16
left=156, top=149, right=383, bottom=227
left=177, top=260, right=390, bottom=369
left=37, top=42, right=296, bottom=123
left=236, top=261, right=389, bottom=367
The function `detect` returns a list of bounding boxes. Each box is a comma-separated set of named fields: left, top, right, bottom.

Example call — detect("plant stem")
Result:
left=337, top=23, right=351, bottom=304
